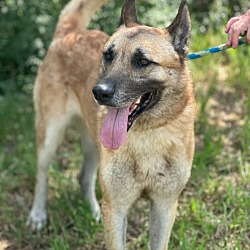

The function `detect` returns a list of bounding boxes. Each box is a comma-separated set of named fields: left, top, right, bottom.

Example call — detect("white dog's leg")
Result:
left=27, top=119, right=67, bottom=231
left=149, top=200, right=178, bottom=250
left=77, top=124, right=100, bottom=221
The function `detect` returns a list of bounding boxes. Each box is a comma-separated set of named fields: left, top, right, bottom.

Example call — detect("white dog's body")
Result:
left=27, top=0, right=109, bottom=231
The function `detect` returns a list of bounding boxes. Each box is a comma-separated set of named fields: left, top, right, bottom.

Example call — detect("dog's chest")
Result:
left=103, top=128, right=191, bottom=200
left=129, top=137, right=181, bottom=192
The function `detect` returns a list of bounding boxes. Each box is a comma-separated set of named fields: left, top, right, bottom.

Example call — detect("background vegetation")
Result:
left=0, top=0, right=250, bottom=249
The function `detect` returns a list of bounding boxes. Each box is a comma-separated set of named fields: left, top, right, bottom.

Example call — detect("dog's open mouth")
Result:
left=100, top=92, right=155, bottom=150
left=128, top=92, right=154, bottom=131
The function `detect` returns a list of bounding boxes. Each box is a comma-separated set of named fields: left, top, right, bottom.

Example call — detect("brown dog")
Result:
left=27, top=0, right=195, bottom=249
left=92, top=0, right=195, bottom=249
left=27, top=0, right=109, bottom=231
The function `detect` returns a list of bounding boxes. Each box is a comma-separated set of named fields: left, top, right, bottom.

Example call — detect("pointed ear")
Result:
left=118, top=0, right=138, bottom=27
left=166, top=0, right=191, bottom=57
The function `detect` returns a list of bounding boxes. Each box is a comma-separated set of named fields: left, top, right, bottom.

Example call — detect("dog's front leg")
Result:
left=100, top=173, right=138, bottom=250
left=101, top=198, right=129, bottom=250
left=77, top=124, right=101, bottom=221
left=27, top=116, right=69, bottom=231
left=149, top=200, right=178, bottom=250
left=27, top=147, right=52, bottom=231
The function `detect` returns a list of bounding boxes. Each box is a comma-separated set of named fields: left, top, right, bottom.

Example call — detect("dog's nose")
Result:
left=92, top=84, right=115, bottom=103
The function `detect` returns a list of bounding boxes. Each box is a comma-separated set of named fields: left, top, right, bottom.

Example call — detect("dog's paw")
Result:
left=93, top=208, right=102, bottom=222
left=26, top=208, right=47, bottom=232
left=90, top=202, right=101, bottom=222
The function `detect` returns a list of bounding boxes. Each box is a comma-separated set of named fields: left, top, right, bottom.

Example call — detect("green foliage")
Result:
left=1, top=0, right=250, bottom=94
left=0, top=0, right=68, bottom=93
left=89, top=0, right=183, bottom=34
left=189, top=0, right=250, bottom=34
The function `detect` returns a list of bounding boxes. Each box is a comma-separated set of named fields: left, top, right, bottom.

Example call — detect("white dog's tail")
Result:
left=56, top=0, right=109, bottom=31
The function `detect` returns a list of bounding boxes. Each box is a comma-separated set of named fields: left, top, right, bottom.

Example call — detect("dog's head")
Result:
left=93, top=0, right=191, bottom=150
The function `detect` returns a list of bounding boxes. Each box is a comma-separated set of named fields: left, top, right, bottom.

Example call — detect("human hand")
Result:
left=225, top=10, right=250, bottom=48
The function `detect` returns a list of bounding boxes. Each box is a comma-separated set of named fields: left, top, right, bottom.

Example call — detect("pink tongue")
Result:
left=100, top=107, right=129, bottom=150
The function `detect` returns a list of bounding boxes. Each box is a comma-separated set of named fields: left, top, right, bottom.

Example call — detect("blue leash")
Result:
left=188, top=37, right=246, bottom=60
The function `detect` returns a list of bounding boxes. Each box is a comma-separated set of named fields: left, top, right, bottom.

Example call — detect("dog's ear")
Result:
left=119, top=0, right=138, bottom=27
left=166, top=0, right=191, bottom=57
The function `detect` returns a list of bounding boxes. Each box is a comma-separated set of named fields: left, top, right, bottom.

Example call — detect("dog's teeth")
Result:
left=129, top=103, right=135, bottom=112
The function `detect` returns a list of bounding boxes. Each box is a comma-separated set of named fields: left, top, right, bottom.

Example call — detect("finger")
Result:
left=227, top=28, right=233, bottom=46
left=225, top=17, right=240, bottom=33
left=246, top=28, right=250, bottom=44
left=230, top=26, right=242, bottom=48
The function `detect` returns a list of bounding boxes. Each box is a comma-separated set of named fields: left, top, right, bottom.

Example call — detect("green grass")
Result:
left=0, top=31, right=250, bottom=250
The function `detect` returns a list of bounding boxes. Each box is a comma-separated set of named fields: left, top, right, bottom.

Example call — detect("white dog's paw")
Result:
left=26, top=208, right=47, bottom=231
left=93, top=208, right=102, bottom=222
left=90, top=202, right=101, bottom=222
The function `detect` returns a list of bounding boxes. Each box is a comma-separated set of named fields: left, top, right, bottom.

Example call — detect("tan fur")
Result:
left=28, top=0, right=195, bottom=249
left=93, top=1, right=195, bottom=249
left=27, top=0, right=109, bottom=231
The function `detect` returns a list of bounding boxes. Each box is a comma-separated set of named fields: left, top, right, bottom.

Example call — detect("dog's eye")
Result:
left=104, top=52, right=113, bottom=62
left=137, top=59, right=151, bottom=67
